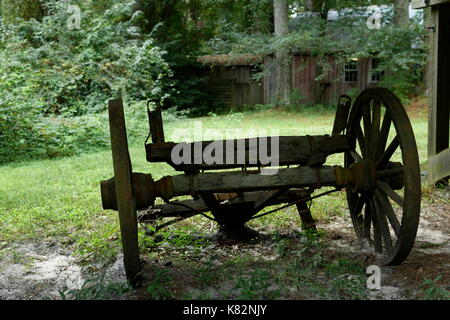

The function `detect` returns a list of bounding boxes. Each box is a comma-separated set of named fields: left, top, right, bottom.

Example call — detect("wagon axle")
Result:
left=101, top=160, right=401, bottom=211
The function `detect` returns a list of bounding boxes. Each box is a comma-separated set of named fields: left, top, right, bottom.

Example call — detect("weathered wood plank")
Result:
left=422, top=147, right=450, bottom=184
left=296, top=201, right=316, bottom=231
left=139, top=189, right=311, bottom=219
left=148, top=107, right=165, bottom=143
left=253, top=189, right=287, bottom=212
left=332, top=96, right=351, bottom=136
left=108, top=99, right=141, bottom=286
left=412, top=0, right=450, bottom=9
left=146, top=135, right=352, bottom=171
left=170, top=166, right=339, bottom=196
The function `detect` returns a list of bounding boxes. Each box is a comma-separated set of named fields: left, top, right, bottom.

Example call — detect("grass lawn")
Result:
left=0, top=102, right=430, bottom=285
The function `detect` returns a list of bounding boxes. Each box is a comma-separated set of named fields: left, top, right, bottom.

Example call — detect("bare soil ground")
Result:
left=1, top=187, right=449, bottom=300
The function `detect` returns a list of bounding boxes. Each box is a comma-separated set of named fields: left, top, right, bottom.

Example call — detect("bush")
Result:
left=0, top=1, right=172, bottom=164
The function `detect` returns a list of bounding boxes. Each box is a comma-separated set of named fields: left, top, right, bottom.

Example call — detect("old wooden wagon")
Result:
left=100, top=87, right=421, bottom=286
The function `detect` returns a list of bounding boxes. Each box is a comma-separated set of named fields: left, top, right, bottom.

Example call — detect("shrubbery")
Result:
left=0, top=1, right=172, bottom=164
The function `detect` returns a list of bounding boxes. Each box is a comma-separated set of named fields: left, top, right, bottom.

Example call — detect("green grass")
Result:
left=421, top=275, right=450, bottom=300
left=0, top=105, right=429, bottom=262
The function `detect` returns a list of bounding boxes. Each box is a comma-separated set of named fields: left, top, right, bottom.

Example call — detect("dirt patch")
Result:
left=0, top=241, right=127, bottom=300
left=0, top=241, right=83, bottom=299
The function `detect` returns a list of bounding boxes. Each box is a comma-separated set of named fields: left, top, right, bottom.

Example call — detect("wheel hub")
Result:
left=350, top=159, right=377, bottom=194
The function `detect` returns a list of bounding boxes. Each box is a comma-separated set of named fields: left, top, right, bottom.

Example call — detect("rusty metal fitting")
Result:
left=334, top=166, right=356, bottom=187
left=100, top=173, right=155, bottom=211
left=153, top=176, right=174, bottom=201
left=100, top=177, right=117, bottom=210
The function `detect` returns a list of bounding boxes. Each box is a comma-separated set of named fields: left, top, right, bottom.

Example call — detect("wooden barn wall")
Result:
left=201, top=55, right=377, bottom=109
left=292, top=55, right=317, bottom=105
left=263, top=55, right=374, bottom=106
left=204, top=66, right=263, bottom=110
left=263, top=58, right=277, bottom=104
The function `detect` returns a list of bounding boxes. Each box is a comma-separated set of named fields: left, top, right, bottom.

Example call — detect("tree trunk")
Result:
left=304, top=0, right=313, bottom=11
left=394, top=0, right=410, bottom=26
left=0, top=0, right=45, bottom=24
left=304, top=0, right=330, bottom=19
left=188, top=0, right=201, bottom=26
left=273, top=0, right=291, bottom=106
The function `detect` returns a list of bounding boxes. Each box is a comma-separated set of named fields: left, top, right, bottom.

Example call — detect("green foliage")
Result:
left=0, top=0, right=428, bottom=164
left=194, top=260, right=221, bottom=288
left=325, top=258, right=367, bottom=299
left=206, top=4, right=427, bottom=103
left=0, top=0, right=171, bottom=164
left=59, top=273, right=131, bottom=300
left=233, top=269, right=281, bottom=300
left=326, top=258, right=365, bottom=275
left=15, top=0, right=171, bottom=113
left=422, top=275, right=450, bottom=300
left=146, top=269, right=174, bottom=300
left=0, top=0, right=45, bottom=24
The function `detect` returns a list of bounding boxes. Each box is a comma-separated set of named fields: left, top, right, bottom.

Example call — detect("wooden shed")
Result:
left=263, top=53, right=383, bottom=106
left=198, top=53, right=384, bottom=108
left=197, top=54, right=265, bottom=110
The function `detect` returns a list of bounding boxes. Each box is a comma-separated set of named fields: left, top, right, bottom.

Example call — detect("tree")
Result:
left=0, top=0, right=45, bottom=24
left=304, top=0, right=313, bottom=10
left=394, top=0, right=410, bottom=26
left=273, top=0, right=291, bottom=106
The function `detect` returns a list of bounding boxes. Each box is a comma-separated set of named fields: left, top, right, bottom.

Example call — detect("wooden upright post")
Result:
left=296, top=201, right=316, bottom=231
left=428, top=3, right=450, bottom=159
left=108, top=99, right=141, bottom=287
left=413, top=0, right=450, bottom=184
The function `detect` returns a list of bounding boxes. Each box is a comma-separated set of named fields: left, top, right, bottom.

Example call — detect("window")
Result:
left=370, top=58, right=385, bottom=83
left=344, top=60, right=358, bottom=82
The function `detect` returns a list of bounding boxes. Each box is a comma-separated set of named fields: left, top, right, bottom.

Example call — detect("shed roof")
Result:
left=197, top=54, right=263, bottom=67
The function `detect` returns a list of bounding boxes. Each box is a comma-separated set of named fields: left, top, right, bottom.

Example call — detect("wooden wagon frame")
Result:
left=100, top=88, right=421, bottom=286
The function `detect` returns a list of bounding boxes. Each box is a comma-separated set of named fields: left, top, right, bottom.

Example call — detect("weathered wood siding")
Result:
left=263, top=55, right=376, bottom=106
left=201, top=54, right=379, bottom=109
left=204, top=66, right=264, bottom=110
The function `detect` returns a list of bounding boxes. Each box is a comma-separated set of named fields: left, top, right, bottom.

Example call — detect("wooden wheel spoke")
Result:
left=362, top=105, right=372, bottom=158
left=376, top=135, right=399, bottom=169
left=369, top=198, right=383, bottom=253
left=373, top=194, right=394, bottom=252
left=363, top=198, right=371, bottom=238
left=377, top=109, right=392, bottom=159
left=370, top=100, right=381, bottom=159
left=350, top=150, right=363, bottom=162
left=375, top=190, right=400, bottom=237
left=354, top=123, right=366, bottom=158
left=376, top=181, right=404, bottom=207
left=351, top=193, right=368, bottom=236
left=353, top=193, right=367, bottom=216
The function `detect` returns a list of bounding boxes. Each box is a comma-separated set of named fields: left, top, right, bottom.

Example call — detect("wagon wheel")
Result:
left=345, top=87, right=421, bottom=265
